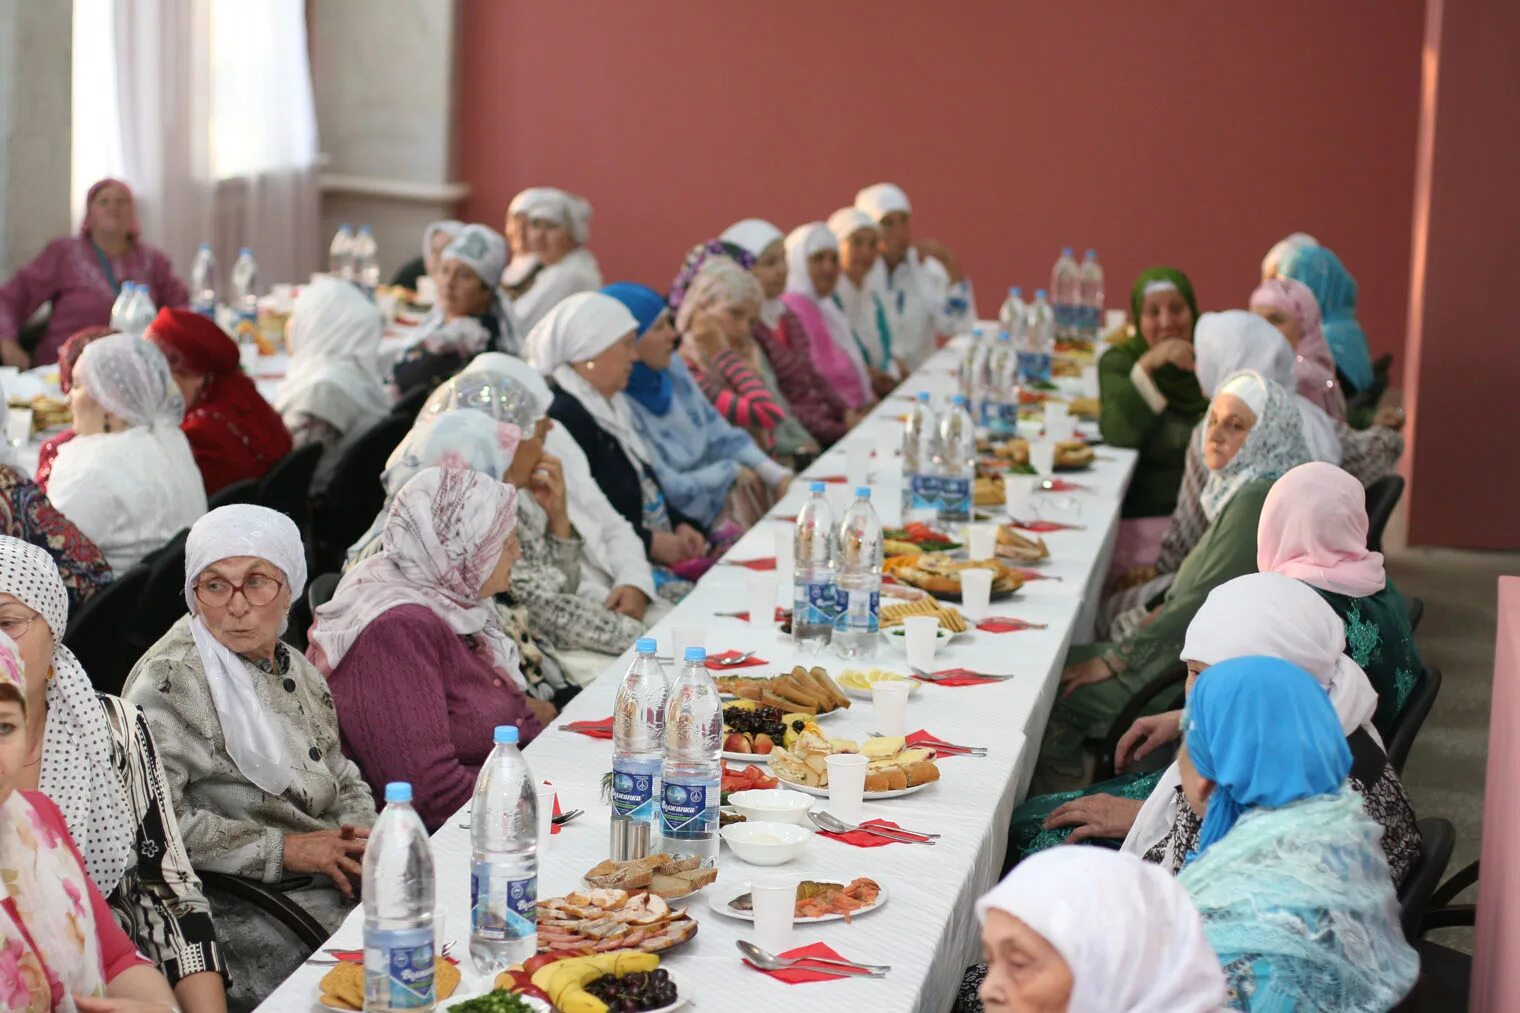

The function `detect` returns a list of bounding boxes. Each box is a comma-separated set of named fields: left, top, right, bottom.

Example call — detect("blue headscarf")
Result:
left=603, top=282, right=674, bottom=417
left=1277, top=246, right=1374, bottom=394
left=1182, top=656, right=1350, bottom=863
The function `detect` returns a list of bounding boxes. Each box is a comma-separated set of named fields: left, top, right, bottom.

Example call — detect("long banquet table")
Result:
left=260, top=334, right=1134, bottom=1013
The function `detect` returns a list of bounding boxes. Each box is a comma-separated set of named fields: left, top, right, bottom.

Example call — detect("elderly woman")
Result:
left=34, top=325, right=114, bottom=490
left=1260, top=231, right=1319, bottom=280
left=49, top=333, right=207, bottom=572
left=605, top=282, right=791, bottom=533
left=147, top=307, right=293, bottom=495
left=1275, top=243, right=1375, bottom=397
left=123, top=506, right=376, bottom=1006
left=276, top=276, right=390, bottom=492
left=956, top=848, right=1226, bottom=1013
left=0, top=632, right=180, bottom=1008
left=391, top=224, right=524, bottom=396
left=502, top=188, right=549, bottom=293
left=782, top=222, right=873, bottom=409
left=0, top=178, right=188, bottom=367
left=528, top=292, right=713, bottom=575
left=510, top=188, right=602, bottom=330
left=828, top=206, right=901, bottom=397
left=0, top=537, right=227, bottom=1010
left=717, top=220, right=853, bottom=446
left=312, top=466, right=547, bottom=831
left=853, top=182, right=976, bottom=370
left=1177, top=656, right=1418, bottom=1009
left=388, top=218, right=463, bottom=293
left=421, top=353, right=658, bottom=617
left=1037, top=371, right=1310, bottom=788
left=1099, top=267, right=1209, bottom=520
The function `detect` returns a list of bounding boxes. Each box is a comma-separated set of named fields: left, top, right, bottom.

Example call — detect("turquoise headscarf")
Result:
left=1277, top=245, right=1374, bottom=394
left=603, top=282, right=674, bottom=417
left=1182, top=655, right=1350, bottom=863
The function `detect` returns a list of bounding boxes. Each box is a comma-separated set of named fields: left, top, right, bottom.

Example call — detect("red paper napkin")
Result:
left=775, top=514, right=798, bottom=523
left=914, top=667, right=1003, bottom=687
left=817, top=818, right=931, bottom=848
left=1039, top=478, right=1089, bottom=492
left=546, top=780, right=563, bottom=835
left=977, top=617, right=1040, bottom=633
left=745, top=942, right=868, bottom=983
left=724, top=557, right=777, bottom=571
left=561, top=717, right=613, bottom=739
left=906, top=729, right=976, bottom=757
left=812, top=475, right=849, bottom=484
left=706, top=650, right=768, bottom=670
left=724, top=607, right=788, bottom=623
left=1009, top=519, right=1077, bottom=532
left=1008, top=567, right=1051, bottom=582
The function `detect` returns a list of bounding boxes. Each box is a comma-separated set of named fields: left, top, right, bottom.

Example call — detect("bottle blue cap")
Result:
left=855, top=486, right=871, bottom=499
left=384, top=781, right=412, bottom=804
left=359, top=225, right=372, bottom=234
left=952, top=393, right=968, bottom=406
left=916, top=391, right=931, bottom=402
left=1011, top=286, right=1023, bottom=298
left=636, top=637, right=657, bottom=654
left=970, top=326, right=983, bottom=337
left=1035, top=289, right=1049, bottom=299
left=1085, top=248, right=1097, bottom=259
left=997, top=329, right=1009, bottom=340
left=239, top=247, right=252, bottom=256
left=340, top=223, right=352, bottom=230
left=1062, top=246, right=1074, bottom=256
left=809, top=480, right=825, bottom=493
left=199, top=242, right=211, bottom=251
left=494, top=725, right=519, bottom=745
left=683, top=646, right=706, bottom=663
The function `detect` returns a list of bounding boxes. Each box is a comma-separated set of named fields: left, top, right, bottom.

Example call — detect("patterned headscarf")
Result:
left=668, top=240, right=752, bottom=316
left=419, top=354, right=547, bottom=432
left=1277, top=245, right=1374, bottom=394
left=57, top=326, right=115, bottom=393
left=1250, top=276, right=1341, bottom=417
left=1199, top=370, right=1310, bottom=521
left=73, top=333, right=184, bottom=427
left=311, top=466, right=524, bottom=686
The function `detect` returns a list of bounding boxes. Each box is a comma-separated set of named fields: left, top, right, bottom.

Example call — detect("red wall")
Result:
left=455, top=1, right=1423, bottom=371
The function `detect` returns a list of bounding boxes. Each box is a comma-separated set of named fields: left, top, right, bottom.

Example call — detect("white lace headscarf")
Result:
left=73, top=332, right=184, bottom=427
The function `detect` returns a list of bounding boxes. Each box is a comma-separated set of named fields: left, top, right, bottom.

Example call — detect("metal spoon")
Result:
left=736, top=940, right=890, bottom=977
left=809, top=809, right=938, bottom=843
left=712, top=650, right=758, bottom=667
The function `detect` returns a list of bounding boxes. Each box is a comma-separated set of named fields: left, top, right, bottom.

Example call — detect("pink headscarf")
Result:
left=1257, top=461, right=1386, bottom=597
left=1250, top=277, right=1344, bottom=421
left=79, top=178, right=141, bottom=241
left=308, top=464, right=524, bottom=685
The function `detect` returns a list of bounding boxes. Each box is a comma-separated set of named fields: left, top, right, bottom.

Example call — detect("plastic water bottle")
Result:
left=1078, top=249, right=1104, bottom=342
left=109, top=283, right=136, bottom=333
left=999, top=286, right=1026, bottom=332
left=834, top=487, right=883, bottom=659
left=113, top=283, right=155, bottom=337
left=1050, top=247, right=1081, bottom=341
left=364, top=782, right=436, bottom=1011
left=612, top=638, right=668, bottom=833
left=958, top=326, right=986, bottom=403
left=354, top=225, right=381, bottom=294
left=793, top=482, right=839, bottom=650
left=938, top=394, right=976, bottom=525
left=983, top=331, right=1020, bottom=438
left=902, top=392, right=939, bottom=518
left=329, top=224, right=355, bottom=280
left=659, top=647, right=722, bottom=864
left=1019, top=290, right=1056, bottom=385
left=469, top=726, right=538, bottom=974
left=190, top=244, right=218, bottom=318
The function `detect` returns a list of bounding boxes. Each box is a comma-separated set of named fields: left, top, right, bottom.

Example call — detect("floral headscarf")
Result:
left=1199, top=370, right=1311, bottom=521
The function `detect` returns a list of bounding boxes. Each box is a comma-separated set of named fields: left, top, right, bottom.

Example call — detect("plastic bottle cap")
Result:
left=384, top=782, right=412, bottom=804
left=952, top=394, right=968, bottom=406
left=494, top=725, right=520, bottom=745
left=1062, top=247, right=1074, bottom=256
left=997, top=330, right=1009, bottom=340
left=359, top=225, right=372, bottom=234
left=970, top=327, right=983, bottom=337
left=199, top=242, right=211, bottom=251
left=1035, top=289, right=1049, bottom=299
left=916, top=391, right=931, bottom=402
left=239, top=247, right=252, bottom=256
left=340, top=223, right=352, bottom=230
left=855, top=486, right=871, bottom=499
left=1011, top=287, right=1023, bottom=298
left=636, top=637, right=657, bottom=654
left=683, top=646, right=707, bottom=663
left=1085, top=248, right=1097, bottom=259
left=809, top=480, right=825, bottom=493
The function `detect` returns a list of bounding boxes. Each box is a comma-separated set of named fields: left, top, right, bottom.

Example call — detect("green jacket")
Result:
left=1099, top=342, right=1204, bottom=518
left=1314, top=583, right=1424, bottom=737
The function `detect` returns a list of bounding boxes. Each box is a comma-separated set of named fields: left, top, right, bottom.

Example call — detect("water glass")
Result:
left=967, top=524, right=997, bottom=562
left=871, top=681, right=911, bottom=739
left=1029, top=439, right=1057, bottom=477
left=773, top=527, right=795, bottom=587
left=825, top=753, right=869, bottom=824
left=902, top=616, right=940, bottom=673
left=845, top=440, right=872, bottom=489
left=875, top=420, right=900, bottom=461
left=748, top=574, right=778, bottom=628
left=673, top=625, right=705, bottom=663
left=6, top=409, right=32, bottom=450
left=1044, top=402, right=1072, bottom=442
left=1004, top=473, right=1036, bottom=517
left=960, top=568, right=994, bottom=622
left=750, top=875, right=798, bottom=955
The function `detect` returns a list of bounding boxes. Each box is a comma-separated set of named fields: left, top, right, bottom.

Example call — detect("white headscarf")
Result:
left=277, top=277, right=390, bottom=434
left=720, top=218, right=786, bottom=328
left=524, top=292, right=648, bottom=468
left=1194, top=311, right=1340, bottom=465
left=1123, top=571, right=1382, bottom=864
left=520, top=189, right=592, bottom=245
left=442, top=225, right=508, bottom=289
left=0, top=536, right=135, bottom=894
left=854, top=182, right=912, bottom=222
left=826, top=207, right=877, bottom=246
left=183, top=506, right=308, bottom=797
left=784, top=221, right=870, bottom=391
left=420, top=219, right=465, bottom=270
left=976, top=847, right=1227, bottom=1012
left=74, top=332, right=184, bottom=427
left=1199, top=370, right=1311, bottom=521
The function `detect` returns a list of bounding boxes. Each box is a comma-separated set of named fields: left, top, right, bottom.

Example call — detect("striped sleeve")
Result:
left=691, top=350, right=785, bottom=430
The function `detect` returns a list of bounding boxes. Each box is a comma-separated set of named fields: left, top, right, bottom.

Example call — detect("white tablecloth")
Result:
left=258, top=338, right=1135, bottom=1013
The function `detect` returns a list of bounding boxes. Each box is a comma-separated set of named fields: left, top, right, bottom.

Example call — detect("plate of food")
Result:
left=879, top=598, right=968, bottom=632
left=714, top=667, right=850, bottom=716
left=441, top=990, right=551, bottom=1013
left=707, top=878, right=886, bottom=924
left=721, top=761, right=779, bottom=801
left=319, top=957, right=464, bottom=1011
left=537, top=889, right=699, bottom=955
left=721, top=702, right=786, bottom=759
left=995, top=526, right=1050, bottom=564
left=990, top=438, right=1096, bottom=471
left=836, top=668, right=920, bottom=700
left=767, top=729, right=941, bottom=797
left=491, top=952, right=686, bottom=1013
left=883, top=553, right=1023, bottom=601
left=882, top=521, right=961, bottom=556
left=583, top=854, right=718, bottom=901
left=881, top=625, right=958, bottom=651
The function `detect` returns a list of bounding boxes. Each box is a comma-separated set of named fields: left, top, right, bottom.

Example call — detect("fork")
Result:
left=870, top=731, right=987, bottom=756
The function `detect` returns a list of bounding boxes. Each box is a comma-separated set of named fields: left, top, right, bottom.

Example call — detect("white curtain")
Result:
left=73, top=0, right=320, bottom=286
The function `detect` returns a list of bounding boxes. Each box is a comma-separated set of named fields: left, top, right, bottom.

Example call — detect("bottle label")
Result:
left=364, top=926, right=434, bottom=1010
left=910, top=473, right=941, bottom=511
left=940, top=476, right=972, bottom=516
left=837, top=588, right=880, bottom=633
left=470, top=863, right=537, bottom=942
left=660, top=780, right=717, bottom=836
left=997, top=402, right=1020, bottom=434
left=611, top=761, right=660, bottom=822
left=794, top=580, right=837, bottom=626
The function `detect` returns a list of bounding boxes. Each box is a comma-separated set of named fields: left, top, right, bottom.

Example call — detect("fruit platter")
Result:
left=491, top=950, right=685, bottom=1013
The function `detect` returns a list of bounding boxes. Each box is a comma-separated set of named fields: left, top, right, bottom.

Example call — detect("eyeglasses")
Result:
left=0, top=613, right=39, bottom=641
left=193, top=574, right=284, bottom=608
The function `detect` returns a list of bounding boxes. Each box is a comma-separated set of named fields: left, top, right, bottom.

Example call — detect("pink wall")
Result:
left=1401, top=0, right=1520, bottom=548
left=1475, top=576, right=1520, bottom=1008
left=455, top=1, right=1423, bottom=373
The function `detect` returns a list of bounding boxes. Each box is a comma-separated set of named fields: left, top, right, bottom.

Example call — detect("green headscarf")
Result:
left=1120, top=266, right=1208, bottom=416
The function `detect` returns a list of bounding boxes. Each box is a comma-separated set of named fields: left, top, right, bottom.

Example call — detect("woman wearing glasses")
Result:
left=123, top=505, right=376, bottom=1008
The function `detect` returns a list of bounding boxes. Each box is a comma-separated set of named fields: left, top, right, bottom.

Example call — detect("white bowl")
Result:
left=720, top=820, right=810, bottom=866
left=726, top=788, right=814, bottom=826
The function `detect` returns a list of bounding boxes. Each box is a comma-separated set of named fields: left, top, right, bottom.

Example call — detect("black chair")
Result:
left=1364, top=474, right=1405, bottom=553
left=1090, top=661, right=1189, bottom=782
left=196, top=870, right=327, bottom=952
left=1409, top=859, right=1479, bottom=1011
left=310, top=414, right=411, bottom=575
left=1398, top=817, right=1455, bottom=941
left=1386, top=665, right=1442, bottom=775
left=136, top=530, right=191, bottom=653
left=1407, top=596, right=1424, bottom=634
left=255, top=442, right=324, bottom=534
left=61, top=566, right=151, bottom=696
left=391, top=383, right=434, bottom=420
left=207, top=477, right=259, bottom=511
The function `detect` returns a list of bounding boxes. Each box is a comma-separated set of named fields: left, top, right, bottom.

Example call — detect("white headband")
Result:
left=1143, top=280, right=1180, bottom=297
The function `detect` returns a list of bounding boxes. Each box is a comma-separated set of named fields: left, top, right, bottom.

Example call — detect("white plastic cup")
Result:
left=967, top=524, right=997, bottom=562
left=1080, top=364, right=1100, bottom=399
left=6, top=409, right=31, bottom=450
left=748, top=574, right=777, bottom=627
left=536, top=783, right=555, bottom=850
left=238, top=342, right=260, bottom=375
left=673, top=625, right=705, bottom=663
left=1044, top=402, right=1072, bottom=442
left=1029, top=439, right=1057, bottom=477
left=875, top=420, right=899, bottom=461
left=773, top=527, right=795, bottom=587
left=960, top=568, right=994, bottom=622
left=846, top=440, right=871, bottom=489
left=871, top=681, right=911, bottom=740
left=902, top=615, right=940, bottom=673
left=1004, top=473, right=1036, bottom=517
left=749, top=875, right=798, bottom=955
left=825, top=753, right=870, bottom=824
